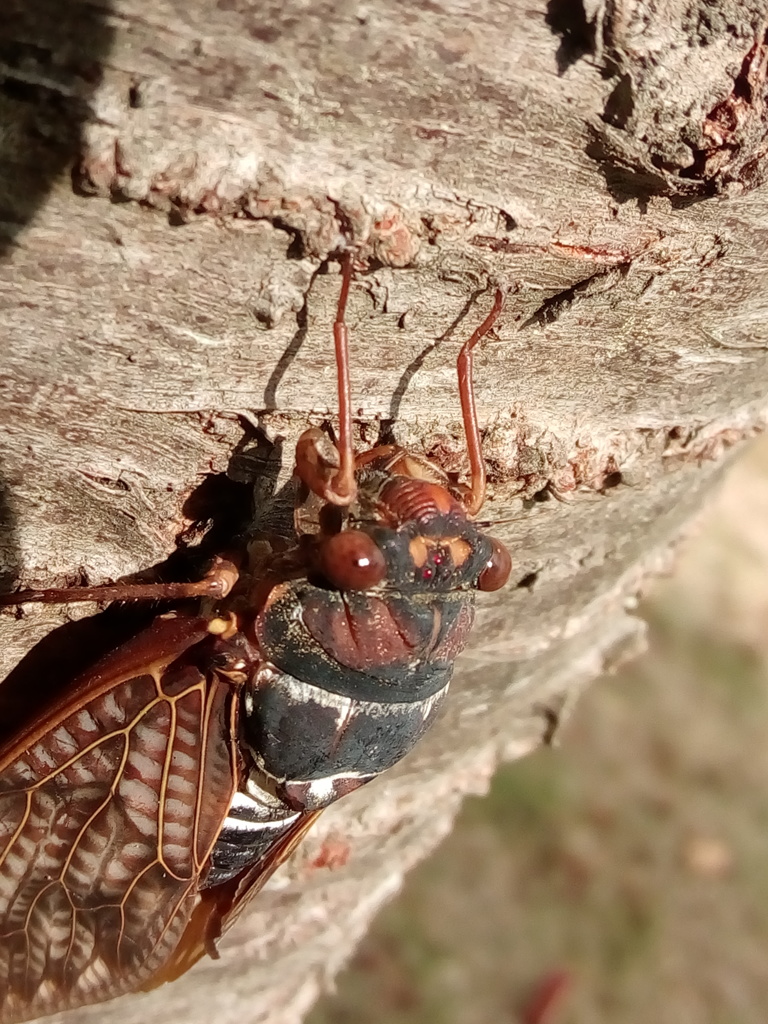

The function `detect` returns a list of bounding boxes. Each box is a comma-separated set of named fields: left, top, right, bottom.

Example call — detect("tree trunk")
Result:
left=1, top=1, right=767, bottom=1022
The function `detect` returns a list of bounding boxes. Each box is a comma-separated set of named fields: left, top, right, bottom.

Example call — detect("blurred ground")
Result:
left=309, top=437, right=768, bottom=1024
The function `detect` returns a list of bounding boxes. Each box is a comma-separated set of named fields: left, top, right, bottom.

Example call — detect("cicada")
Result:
left=0, top=255, right=511, bottom=1023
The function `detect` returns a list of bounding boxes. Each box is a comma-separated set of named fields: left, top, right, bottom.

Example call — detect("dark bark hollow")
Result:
left=1, top=2, right=768, bottom=1022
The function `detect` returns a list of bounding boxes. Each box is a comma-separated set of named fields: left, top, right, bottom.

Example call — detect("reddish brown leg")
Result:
left=0, top=555, right=240, bottom=606
left=295, top=252, right=358, bottom=507
left=457, top=288, right=505, bottom=517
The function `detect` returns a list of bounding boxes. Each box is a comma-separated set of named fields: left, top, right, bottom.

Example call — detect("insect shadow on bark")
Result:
left=0, top=0, right=114, bottom=255
left=261, top=269, right=314, bottom=411
left=376, top=284, right=488, bottom=447
left=0, top=472, right=21, bottom=598
left=544, top=0, right=596, bottom=74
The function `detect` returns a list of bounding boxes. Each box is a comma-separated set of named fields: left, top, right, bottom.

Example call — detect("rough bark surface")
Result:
left=1, top=1, right=768, bottom=1023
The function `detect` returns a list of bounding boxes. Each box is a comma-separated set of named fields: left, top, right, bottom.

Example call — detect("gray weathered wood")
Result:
left=1, top=1, right=768, bottom=1022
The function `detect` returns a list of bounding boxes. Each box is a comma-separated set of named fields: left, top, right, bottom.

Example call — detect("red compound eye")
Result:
left=477, top=537, right=512, bottom=592
left=317, top=530, right=387, bottom=591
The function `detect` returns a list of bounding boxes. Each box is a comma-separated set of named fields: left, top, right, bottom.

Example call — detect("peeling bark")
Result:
left=1, top=1, right=768, bottom=1022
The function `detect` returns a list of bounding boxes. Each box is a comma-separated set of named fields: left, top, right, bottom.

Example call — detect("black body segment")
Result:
left=242, top=666, right=449, bottom=791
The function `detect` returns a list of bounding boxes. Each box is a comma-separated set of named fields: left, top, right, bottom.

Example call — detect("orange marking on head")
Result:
left=447, top=537, right=472, bottom=568
left=409, top=536, right=430, bottom=568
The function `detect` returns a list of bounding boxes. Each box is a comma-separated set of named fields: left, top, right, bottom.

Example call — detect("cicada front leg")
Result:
left=0, top=554, right=240, bottom=606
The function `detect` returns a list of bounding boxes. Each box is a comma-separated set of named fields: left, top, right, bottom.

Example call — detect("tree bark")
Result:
left=1, top=1, right=768, bottom=1022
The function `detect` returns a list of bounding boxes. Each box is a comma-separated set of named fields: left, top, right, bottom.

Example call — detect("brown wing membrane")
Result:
left=0, top=613, right=239, bottom=1024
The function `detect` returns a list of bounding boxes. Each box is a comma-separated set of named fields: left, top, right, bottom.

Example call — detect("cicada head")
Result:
left=312, top=470, right=511, bottom=596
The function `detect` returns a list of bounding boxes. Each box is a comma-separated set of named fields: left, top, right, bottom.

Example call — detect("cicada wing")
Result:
left=0, top=614, right=238, bottom=1024
left=150, top=808, right=324, bottom=986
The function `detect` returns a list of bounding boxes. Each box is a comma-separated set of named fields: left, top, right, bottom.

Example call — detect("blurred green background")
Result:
left=310, top=438, right=768, bottom=1024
